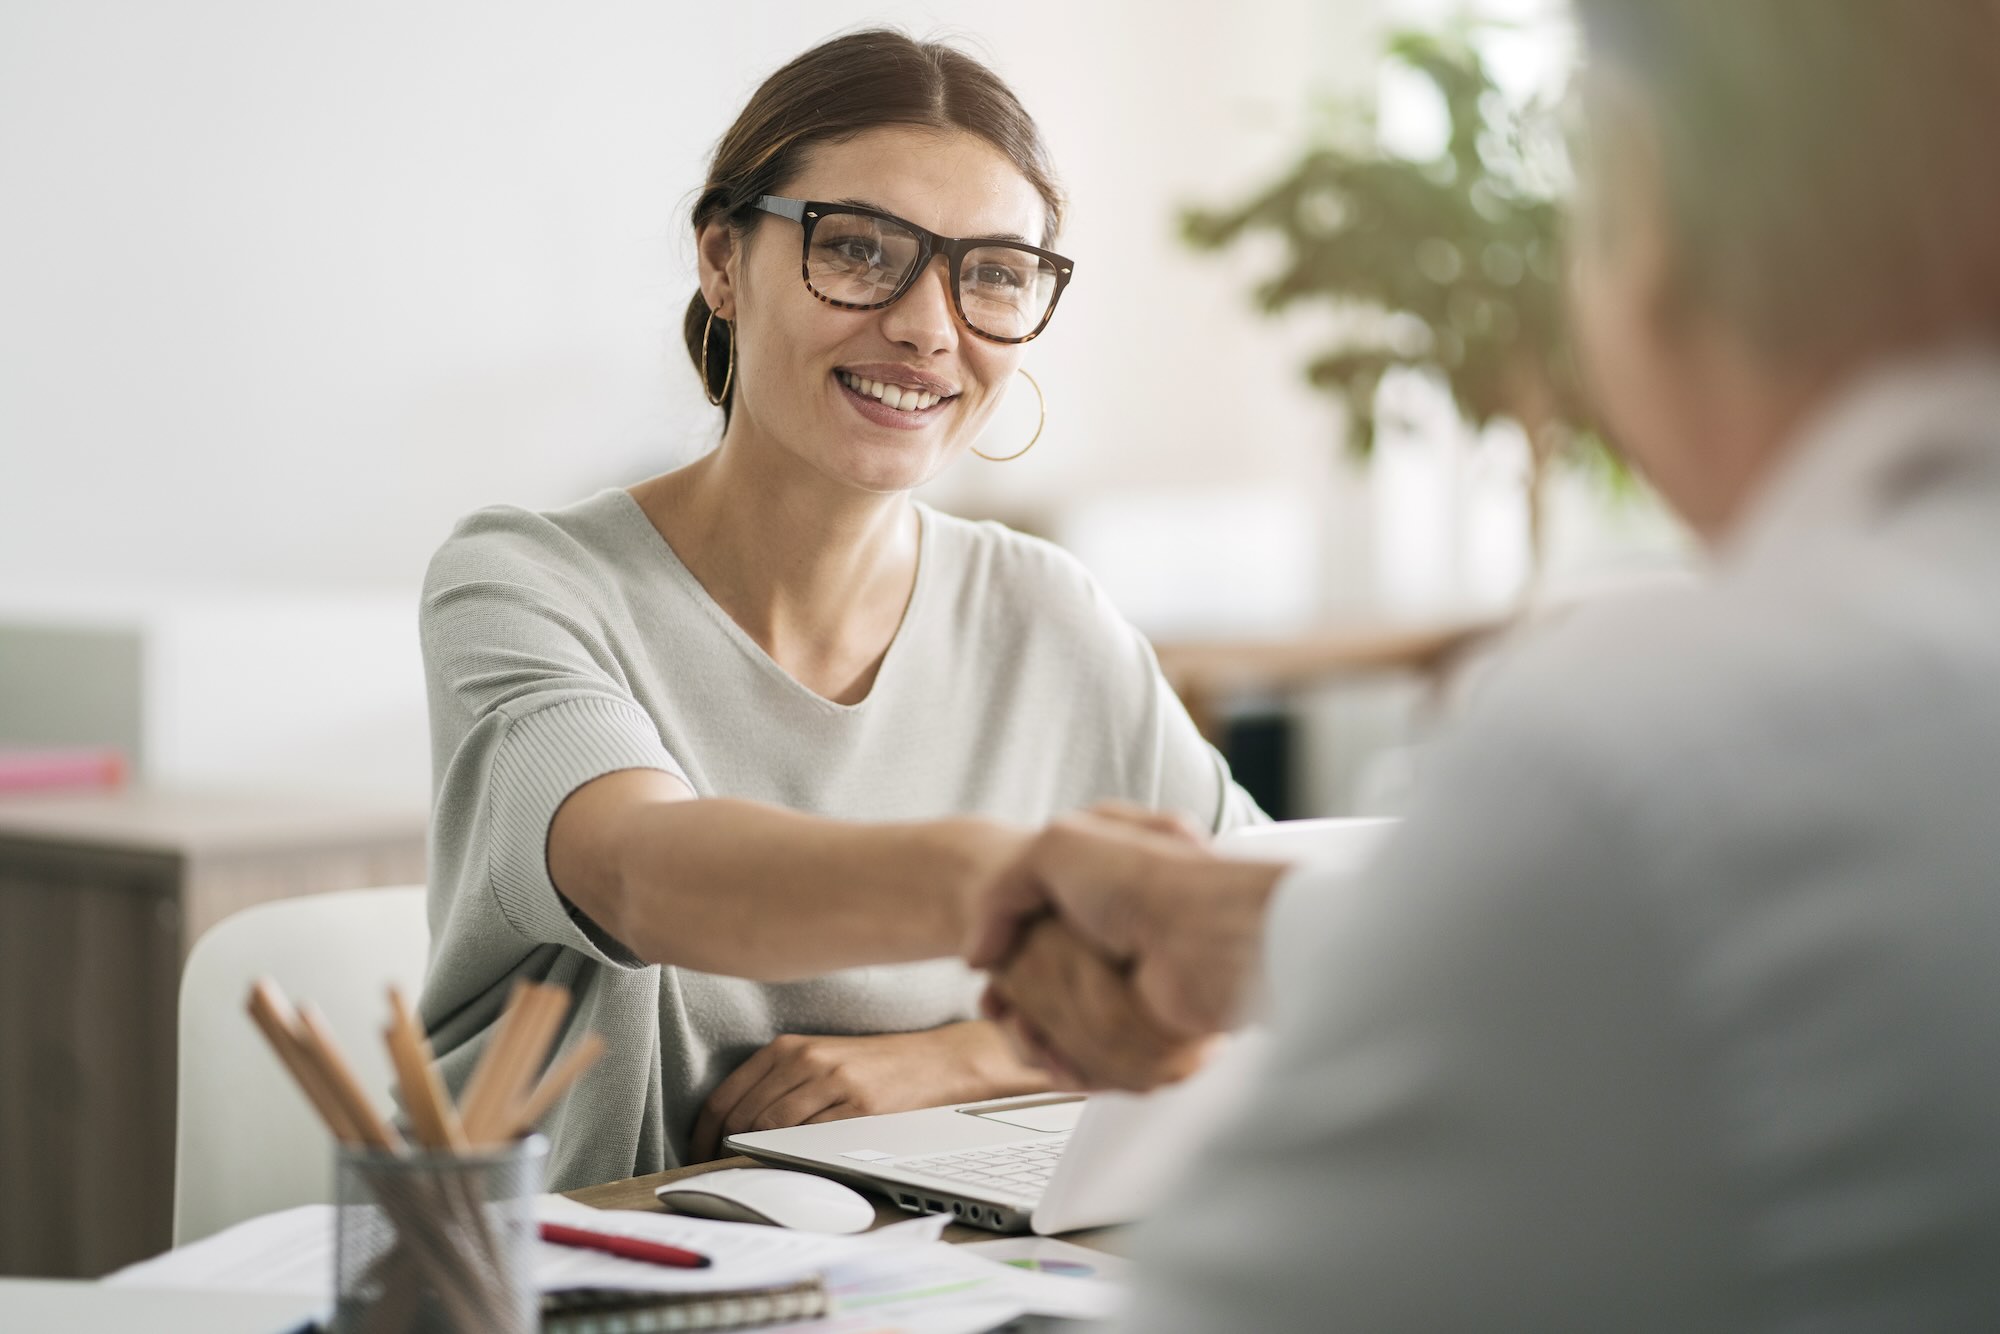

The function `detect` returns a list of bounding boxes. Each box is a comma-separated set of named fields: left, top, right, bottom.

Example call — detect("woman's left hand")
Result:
left=688, top=1020, right=1048, bottom=1162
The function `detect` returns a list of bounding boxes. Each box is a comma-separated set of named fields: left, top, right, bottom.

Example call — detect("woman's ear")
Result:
left=695, top=218, right=739, bottom=320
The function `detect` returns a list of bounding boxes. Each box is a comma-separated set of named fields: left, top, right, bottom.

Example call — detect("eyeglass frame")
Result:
left=748, top=195, right=1075, bottom=345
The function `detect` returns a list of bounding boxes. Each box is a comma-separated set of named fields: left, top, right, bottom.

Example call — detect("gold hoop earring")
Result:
left=973, top=368, right=1045, bottom=462
left=701, top=307, right=735, bottom=407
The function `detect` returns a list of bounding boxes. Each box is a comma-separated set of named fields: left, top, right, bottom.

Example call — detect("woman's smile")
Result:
left=834, top=365, right=960, bottom=431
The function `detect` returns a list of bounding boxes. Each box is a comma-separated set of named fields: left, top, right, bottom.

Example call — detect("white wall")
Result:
left=1, top=0, right=1381, bottom=609
left=8, top=1, right=1675, bottom=811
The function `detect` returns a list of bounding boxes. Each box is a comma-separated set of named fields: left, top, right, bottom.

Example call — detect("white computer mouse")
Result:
left=654, top=1168, right=876, bottom=1234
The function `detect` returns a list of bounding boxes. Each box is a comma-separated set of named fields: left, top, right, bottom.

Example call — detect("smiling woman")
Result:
left=413, top=29, right=1265, bottom=1192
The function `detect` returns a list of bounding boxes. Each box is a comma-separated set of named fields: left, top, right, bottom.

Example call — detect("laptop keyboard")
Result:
left=890, top=1135, right=1072, bottom=1199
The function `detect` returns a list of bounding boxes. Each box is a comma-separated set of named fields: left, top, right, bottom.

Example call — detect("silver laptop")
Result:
left=726, top=817, right=1396, bottom=1233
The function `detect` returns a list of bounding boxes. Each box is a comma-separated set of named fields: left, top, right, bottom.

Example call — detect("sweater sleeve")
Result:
left=1136, top=622, right=1269, bottom=836
left=421, top=533, right=690, bottom=969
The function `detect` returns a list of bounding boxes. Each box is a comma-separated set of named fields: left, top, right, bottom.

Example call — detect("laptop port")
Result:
left=924, top=1197, right=946, bottom=1212
left=896, top=1193, right=918, bottom=1209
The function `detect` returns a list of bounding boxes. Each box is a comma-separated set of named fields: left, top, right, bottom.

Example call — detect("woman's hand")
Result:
left=687, top=1020, right=1052, bottom=1162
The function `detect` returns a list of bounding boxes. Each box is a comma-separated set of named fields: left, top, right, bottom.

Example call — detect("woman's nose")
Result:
left=881, top=257, right=957, bottom=357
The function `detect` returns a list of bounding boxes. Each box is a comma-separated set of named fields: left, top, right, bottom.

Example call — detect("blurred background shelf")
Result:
left=0, top=788, right=426, bottom=1278
left=1155, top=616, right=1502, bottom=742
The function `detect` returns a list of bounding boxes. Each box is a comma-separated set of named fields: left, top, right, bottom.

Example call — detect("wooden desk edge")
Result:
left=1152, top=617, right=1508, bottom=694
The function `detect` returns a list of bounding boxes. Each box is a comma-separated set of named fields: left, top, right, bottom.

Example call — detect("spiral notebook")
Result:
left=541, top=1276, right=829, bottom=1332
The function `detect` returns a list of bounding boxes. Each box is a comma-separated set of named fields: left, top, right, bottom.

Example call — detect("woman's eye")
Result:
left=971, top=264, right=1026, bottom=290
left=823, top=238, right=883, bottom=267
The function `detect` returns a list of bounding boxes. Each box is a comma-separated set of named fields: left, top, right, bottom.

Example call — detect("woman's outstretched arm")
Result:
left=548, top=767, right=1024, bottom=981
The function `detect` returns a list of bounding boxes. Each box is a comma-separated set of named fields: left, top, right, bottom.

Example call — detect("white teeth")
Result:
left=840, top=371, right=947, bottom=411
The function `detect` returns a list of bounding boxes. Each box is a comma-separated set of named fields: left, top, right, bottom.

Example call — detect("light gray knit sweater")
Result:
left=416, top=488, right=1262, bottom=1190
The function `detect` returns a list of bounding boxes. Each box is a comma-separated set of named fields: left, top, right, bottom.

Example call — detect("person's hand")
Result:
left=965, top=809, right=1285, bottom=1042
left=982, top=917, right=1213, bottom=1092
left=687, top=1021, right=1047, bottom=1162
left=1075, top=798, right=1208, bottom=848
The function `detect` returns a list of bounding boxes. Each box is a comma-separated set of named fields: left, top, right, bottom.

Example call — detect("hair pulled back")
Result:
left=683, top=30, right=1064, bottom=416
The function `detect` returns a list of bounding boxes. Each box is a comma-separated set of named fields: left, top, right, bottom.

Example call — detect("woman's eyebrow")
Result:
left=830, top=197, right=1030, bottom=243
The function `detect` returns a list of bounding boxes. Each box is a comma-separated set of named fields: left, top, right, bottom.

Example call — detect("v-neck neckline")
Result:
left=608, top=488, right=933, bottom=715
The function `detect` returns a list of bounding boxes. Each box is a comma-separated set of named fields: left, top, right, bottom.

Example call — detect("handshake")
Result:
left=961, top=804, right=1289, bottom=1093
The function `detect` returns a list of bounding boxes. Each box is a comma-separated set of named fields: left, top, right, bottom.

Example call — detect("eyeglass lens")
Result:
left=807, top=212, right=1059, bottom=341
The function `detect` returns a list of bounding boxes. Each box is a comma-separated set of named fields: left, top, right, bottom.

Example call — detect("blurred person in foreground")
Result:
left=970, top=3, right=2000, bottom=1328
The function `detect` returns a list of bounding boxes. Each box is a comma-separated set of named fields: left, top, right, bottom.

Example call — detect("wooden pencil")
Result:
left=247, top=978, right=362, bottom=1145
left=466, top=984, right=567, bottom=1145
left=508, top=1031, right=605, bottom=1138
left=384, top=987, right=467, bottom=1152
left=453, top=980, right=536, bottom=1144
left=381, top=985, right=509, bottom=1293
left=295, top=1005, right=403, bottom=1152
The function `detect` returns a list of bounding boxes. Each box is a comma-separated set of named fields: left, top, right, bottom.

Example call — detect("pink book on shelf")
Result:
left=0, top=747, right=128, bottom=793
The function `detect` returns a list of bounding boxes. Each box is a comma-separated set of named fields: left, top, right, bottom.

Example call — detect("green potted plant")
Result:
left=1181, top=24, right=1620, bottom=573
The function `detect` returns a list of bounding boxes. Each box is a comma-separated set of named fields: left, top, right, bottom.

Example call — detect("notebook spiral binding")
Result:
left=540, top=1275, right=830, bottom=1332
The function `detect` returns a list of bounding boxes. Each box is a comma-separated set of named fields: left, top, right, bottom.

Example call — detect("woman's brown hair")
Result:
left=683, top=30, right=1064, bottom=416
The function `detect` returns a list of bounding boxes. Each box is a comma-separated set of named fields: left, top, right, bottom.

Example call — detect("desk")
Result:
left=565, top=1156, right=1126, bottom=1254
left=0, top=788, right=427, bottom=1278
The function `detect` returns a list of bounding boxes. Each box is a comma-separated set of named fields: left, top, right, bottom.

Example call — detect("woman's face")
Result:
left=699, top=126, right=1050, bottom=496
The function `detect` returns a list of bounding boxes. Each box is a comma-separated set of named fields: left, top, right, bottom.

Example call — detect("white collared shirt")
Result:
left=1125, top=346, right=2000, bottom=1332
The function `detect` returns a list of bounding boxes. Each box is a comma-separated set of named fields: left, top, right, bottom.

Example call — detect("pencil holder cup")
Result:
left=332, top=1134, right=547, bottom=1334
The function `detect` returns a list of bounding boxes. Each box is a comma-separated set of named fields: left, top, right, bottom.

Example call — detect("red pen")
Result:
left=539, top=1221, right=713, bottom=1269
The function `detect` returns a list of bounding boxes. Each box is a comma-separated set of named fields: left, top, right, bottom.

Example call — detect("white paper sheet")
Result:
left=107, top=1194, right=1119, bottom=1331
left=109, top=1195, right=916, bottom=1300
left=759, top=1235, right=1126, bottom=1332
left=958, top=1235, right=1132, bottom=1287
left=108, top=1205, right=336, bottom=1298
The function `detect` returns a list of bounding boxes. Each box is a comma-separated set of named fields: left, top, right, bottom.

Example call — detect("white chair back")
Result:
left=173, top=885, right=429, bottom=1245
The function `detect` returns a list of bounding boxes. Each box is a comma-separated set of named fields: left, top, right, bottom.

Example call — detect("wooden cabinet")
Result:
left=0, top=790, right=426, bottom=1278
